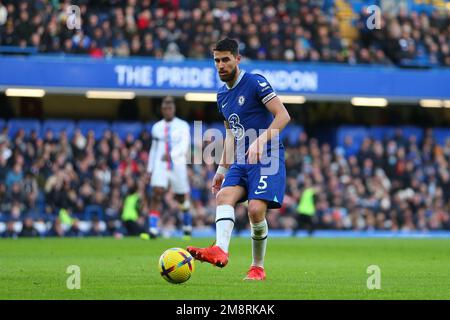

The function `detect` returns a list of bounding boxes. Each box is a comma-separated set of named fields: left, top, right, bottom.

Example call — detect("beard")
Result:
left=219, top=66, right=237, bottom=82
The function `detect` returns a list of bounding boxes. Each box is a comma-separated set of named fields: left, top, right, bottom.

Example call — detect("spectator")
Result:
left=0, top=117, right=449, bottom=236
left=0, top=1, right=447, bottom=66
left=3, top=220, right=18, bottom=238
left=121, top=183, right=144, bottom=236
left=47, top=217, right=65, bottom=237
left=67, top=219, right=84, bottom=237
left=88, top=217, right=106, bottom=237
left=293, top=182, right=317, bottom=236
left=5, top=163, right=23, bottom=188
left=19, top=217, right=39, bottom=237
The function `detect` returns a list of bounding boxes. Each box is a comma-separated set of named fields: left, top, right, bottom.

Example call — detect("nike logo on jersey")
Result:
left=222, top=102, right=228, bottom=108
left=254, top=190, right=267, bottom=195
left=258, top=80, right=268, bottom=87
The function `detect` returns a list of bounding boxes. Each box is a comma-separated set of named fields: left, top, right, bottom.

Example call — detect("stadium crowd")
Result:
left=1, top=123, right=449, bottom=238
left=0, top=0, right=448, bottom=66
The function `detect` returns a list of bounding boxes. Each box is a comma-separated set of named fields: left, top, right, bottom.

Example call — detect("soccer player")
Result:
left=147, top=96, right=192, bottom=239
left=187, top=38, right=291, bottom=280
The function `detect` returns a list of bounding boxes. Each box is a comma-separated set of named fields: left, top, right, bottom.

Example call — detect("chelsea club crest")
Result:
left=238, top=95, right=245, bottom=106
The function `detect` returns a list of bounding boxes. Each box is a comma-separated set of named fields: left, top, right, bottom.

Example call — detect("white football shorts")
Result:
left=150, top=161, right=190, bottom=194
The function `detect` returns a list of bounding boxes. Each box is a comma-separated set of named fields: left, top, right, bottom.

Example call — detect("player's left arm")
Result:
left=247, top=96, right=291, bottom=163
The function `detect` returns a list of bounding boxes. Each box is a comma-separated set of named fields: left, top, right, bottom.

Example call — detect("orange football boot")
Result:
left=244, top=266, right=266, bottom=280
left=186, top=245, right=229, bottom=268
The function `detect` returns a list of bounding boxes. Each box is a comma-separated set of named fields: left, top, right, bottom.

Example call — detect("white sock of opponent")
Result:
left=251, top=219, right=268, bottom=268
left=215, top=205, right=235, bottom=253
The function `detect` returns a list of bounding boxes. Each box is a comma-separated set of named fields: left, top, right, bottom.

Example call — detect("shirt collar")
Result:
left=226, top=70, right=245, bottom=90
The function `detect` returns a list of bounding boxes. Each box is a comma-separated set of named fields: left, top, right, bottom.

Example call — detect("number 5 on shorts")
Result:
left=257, top=176, right=268, bottom=190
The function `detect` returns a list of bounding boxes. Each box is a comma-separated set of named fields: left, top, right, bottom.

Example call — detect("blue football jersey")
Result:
left=216, top=71, right=284, bottom=163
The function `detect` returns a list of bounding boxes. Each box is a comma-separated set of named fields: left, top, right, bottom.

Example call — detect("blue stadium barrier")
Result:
left=78, top=120, right=110, bottom=139
left=7, top=119, right=41, bottom=138
left=111, top=121, right=144, bottom=139
left=0, top=45, right=38, bottom=54
left=42, top=119, right=76, bottom=139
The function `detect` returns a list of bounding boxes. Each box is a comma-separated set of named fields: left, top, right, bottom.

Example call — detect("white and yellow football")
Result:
left=158, top=248, right=195, bottom=284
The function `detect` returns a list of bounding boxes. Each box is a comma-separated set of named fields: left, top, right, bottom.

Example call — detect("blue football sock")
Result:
left=148, top=211, right=160, bottom=235
left=182, top=211, right=192, bottom=234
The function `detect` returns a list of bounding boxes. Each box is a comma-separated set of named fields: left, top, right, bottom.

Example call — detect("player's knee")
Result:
left=215, top=189, right=235, bottom=206
left=247, top=201, right=267, bottom=223
left=215, top=191, right=228, bottom=206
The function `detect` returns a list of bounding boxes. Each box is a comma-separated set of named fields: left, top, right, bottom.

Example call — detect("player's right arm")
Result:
left=212, top=121, right=234, bottom=195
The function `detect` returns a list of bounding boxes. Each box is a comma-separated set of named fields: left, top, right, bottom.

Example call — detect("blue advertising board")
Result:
left=0, top=55, right=449, bottom=101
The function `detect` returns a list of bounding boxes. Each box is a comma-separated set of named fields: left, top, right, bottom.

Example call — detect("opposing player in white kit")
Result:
left=147, top=96, right=192, bottom=239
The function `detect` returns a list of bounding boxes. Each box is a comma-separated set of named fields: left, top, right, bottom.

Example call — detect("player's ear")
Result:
left=235, top=54, right=241, bottom=63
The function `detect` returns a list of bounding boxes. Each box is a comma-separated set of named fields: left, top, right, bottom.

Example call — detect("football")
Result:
left=159, top=248, right=195, bottom=284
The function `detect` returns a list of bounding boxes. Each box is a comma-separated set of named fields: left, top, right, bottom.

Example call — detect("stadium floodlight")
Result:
left=419, top=99, right=443, bottom=108
left=86, top=90, right=136, bottom=99
left=5, top=88, right=46, bottom=97
left=184, top=93, right=217, bottom=102
left=443, top=101, right=450, bottom=108
left=279, top=95, right=306, bottom=104
left=351, top=97, right=388, bottom=107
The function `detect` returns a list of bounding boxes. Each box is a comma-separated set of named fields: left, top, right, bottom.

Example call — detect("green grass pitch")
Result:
left=0, top=237, right=449, bottom=300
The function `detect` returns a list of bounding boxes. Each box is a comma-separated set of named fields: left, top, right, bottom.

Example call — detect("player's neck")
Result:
left=225, top=68, right=241, bottom=89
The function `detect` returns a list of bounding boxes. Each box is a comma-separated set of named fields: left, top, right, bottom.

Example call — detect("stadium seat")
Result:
left=369, top=126, right=424, bottom=143
left=401, top=126, right=423, bottom=143
left=42, top=119, right=76, bottom=138
left=7, top=119, right=41, bottom=138
left=432, top=128, right=450, bottom=146
left=83, top=205, right=104, bottom=221
left=35, top=192, right=46, bottom=215
left=145, top=121, right=156, bottom=134
left=284, top=124, right=304, bottom=147
left=369, top=126, right=397, bottom=142
left=111, top=121, right=144, bottom=139
left=77, top=120, right=110, bottom=139
left=337, top=126, right=369, bottom=157
left=0, top=119, right=5, bottom=130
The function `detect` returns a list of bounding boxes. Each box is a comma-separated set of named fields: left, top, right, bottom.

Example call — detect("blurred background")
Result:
left=0, top=0, right=449, bottom=238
